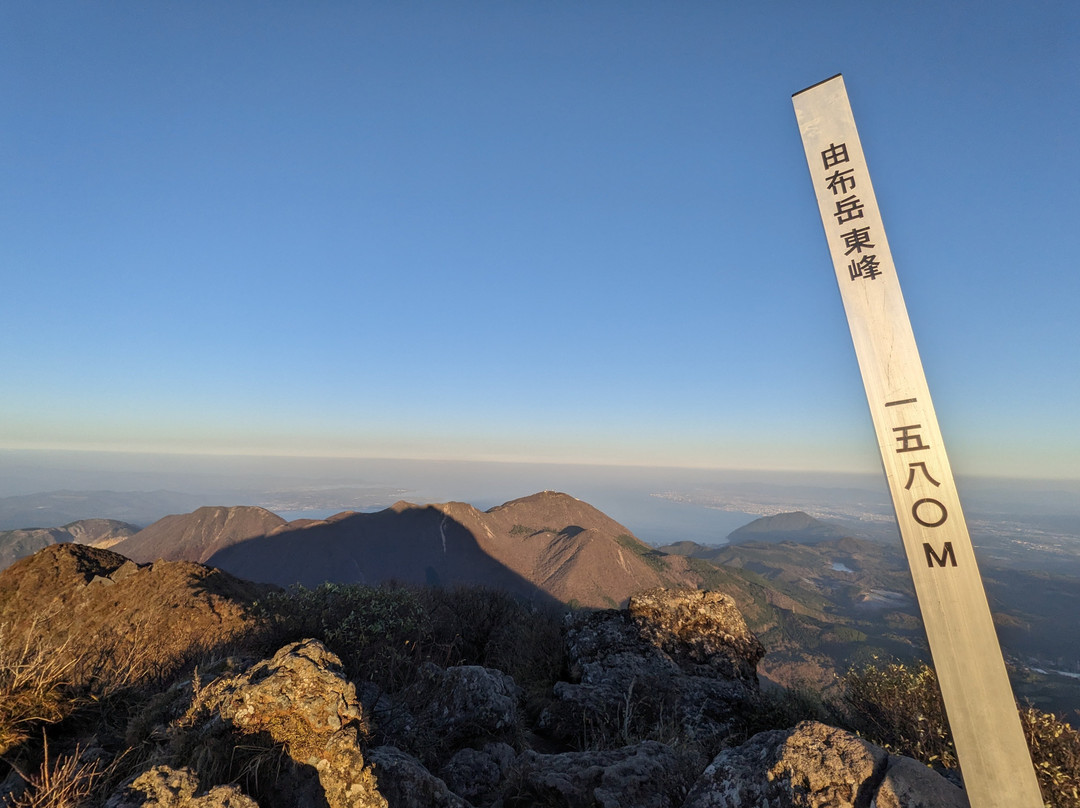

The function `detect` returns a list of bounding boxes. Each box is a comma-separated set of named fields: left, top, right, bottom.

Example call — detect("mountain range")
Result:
left=0, top=518, right=139, bottom=570
left=110, top=492, right=699, bottom=609
left=2, top=490, right=1078, bottom=718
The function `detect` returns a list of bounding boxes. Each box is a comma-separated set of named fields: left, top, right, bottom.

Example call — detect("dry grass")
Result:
left=5, top=739, right=110, bottom=808
left=0, top=622, right=78, bottom=757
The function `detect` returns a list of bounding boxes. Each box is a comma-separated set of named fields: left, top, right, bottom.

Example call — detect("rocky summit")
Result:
left=0, top=535, right=975, bottom=808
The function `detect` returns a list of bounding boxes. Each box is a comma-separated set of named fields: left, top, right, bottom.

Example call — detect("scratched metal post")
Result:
left=792, top=74, right=1043, bottom=807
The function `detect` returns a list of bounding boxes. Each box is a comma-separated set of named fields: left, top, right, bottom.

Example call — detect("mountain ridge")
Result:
left=115, top=491, right=698, bottom=608
left=111, top=505, right=289, bottom=564
left=0, top=518, right=140, bottom=570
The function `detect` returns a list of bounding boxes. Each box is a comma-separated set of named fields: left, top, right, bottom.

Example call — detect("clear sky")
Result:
left=2, top=3, right=1078, bottom=479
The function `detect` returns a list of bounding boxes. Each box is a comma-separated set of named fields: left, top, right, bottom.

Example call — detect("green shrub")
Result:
left=842, top=660, right=956, bottom=767
left=842, top=659, right=1080, bottom=807
left=254, top=582, right=429, bottom=690
left=1021, top=705, right=1080, bottom=807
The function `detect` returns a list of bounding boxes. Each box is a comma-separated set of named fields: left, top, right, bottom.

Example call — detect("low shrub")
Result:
left=253, top=582, right=429, bottom=691
left=418, top=586, right=566, bottom=706
left=841, top=659, right=1080, bottom=807
left=254, top=582, right=566, bottom=709
left=1021, top=705, right=1080, bottom=807
left=842, top=660, right=955, bottom=767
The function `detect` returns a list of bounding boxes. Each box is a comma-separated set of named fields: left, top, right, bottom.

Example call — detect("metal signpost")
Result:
left=792, top=75, right=1043, bottom=807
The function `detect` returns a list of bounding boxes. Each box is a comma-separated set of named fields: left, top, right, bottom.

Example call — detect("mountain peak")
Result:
left=170, top=492, right=698, bottom=608
left=111, top=505, right=286, bottom=564
left=726, top=511, right=846, bottom=545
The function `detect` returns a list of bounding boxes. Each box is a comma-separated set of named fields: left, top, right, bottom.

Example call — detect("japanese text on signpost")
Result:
left=792, top=74, right=1042, bottom=808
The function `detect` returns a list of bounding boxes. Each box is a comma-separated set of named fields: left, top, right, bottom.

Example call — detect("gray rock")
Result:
left=368, top=745, right=472, bottom=808
left=874, top=755, right=970, bottom=808
left=683, top=721, right=966, bottom=808
left=628, top=589, right=764, bottom=684
left=196, top=639, right=387, bottom=808
left=398, top=663, right=523, bottom=757
left=502, top=740, right=686, bottom=808
left=106, top=766, right=259, bottom=808
left=423, top=664, right=521, bottom=739
left=540, top=588, right=763, bottom=749
left=440, top=742, right=516, bottom=806
left=216, top=639, right=364, bottom=740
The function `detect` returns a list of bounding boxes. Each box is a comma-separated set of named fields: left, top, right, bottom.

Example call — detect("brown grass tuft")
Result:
left=0, top=621, right=78, bottom=757
left=5, top=739, right=109, bottom=808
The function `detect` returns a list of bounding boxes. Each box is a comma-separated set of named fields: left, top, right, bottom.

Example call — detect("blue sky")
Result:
left=2, top=2, right=1078, bottom=479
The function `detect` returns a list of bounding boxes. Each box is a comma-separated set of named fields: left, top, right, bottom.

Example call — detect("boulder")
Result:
left=628, top=588, right=763, bottom=684
left=132, top=640, right=387, bottom=808
left=541, top=588, right=763, bottom=749
left=411, top=663, right=522, bottom=746
left=874, top=755, right=970, bottom=808
left=367, top=745, right=471, bottom=808
left=682, top=721, right=969, bottom=808
left=106, top=766, right=259, bottom=808
left=375, top=663, right=523, bottom=762
left=501, top=740, right=685, bottom=808
left=440, top=742, right=516, bottom=806
left=209, top=639, right=386, bottom=808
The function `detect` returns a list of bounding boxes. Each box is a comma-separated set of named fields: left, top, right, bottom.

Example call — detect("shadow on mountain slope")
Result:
left=207, top=504, right=564, bottom=610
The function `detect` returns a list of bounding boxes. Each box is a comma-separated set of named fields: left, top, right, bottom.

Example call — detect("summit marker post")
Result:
left=792, top=75, right=1043, bottom=807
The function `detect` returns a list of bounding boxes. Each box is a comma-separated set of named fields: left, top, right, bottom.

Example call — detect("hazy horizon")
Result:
left=4, top=448, right=1079, bottom=548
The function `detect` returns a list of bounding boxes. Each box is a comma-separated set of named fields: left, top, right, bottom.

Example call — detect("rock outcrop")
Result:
left=504, top=741, right=687, bottom=808
left=106, top=766, right=259, bottom=808
left=682, top=721, right=969, bottom=808
left=439, top=743, right=516, bottom=806
left=2, top=543, right=975, bottom=808
left=407, top=663, right=523, bottom=751
left=209, top=640, right=385, bottom=808
left=541, top=588, right=765, bottom=749
left=366, top=746, right=470, bottom=808
left=123, top=640, right=386, bottom=808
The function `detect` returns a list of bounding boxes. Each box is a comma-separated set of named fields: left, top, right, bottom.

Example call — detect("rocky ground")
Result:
left=1, top=544, right=972, bottom=807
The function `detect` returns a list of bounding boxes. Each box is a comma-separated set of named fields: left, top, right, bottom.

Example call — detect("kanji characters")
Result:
left=833, top=195, right=865, bottom=224
left=840, top=226, right=874, bottom=255
left=821, top=142, right=850, bottom=169
left=826, top=168, right=857, bottom=195
left=816, top=142, right=884, bottom=282
left=887, top=399, right=956, bottom=568
left=848, top=254, right=882, bottom=281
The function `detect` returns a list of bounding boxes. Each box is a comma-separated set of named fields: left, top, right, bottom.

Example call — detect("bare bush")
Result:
left=6, top=741, right=108, bottom=808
